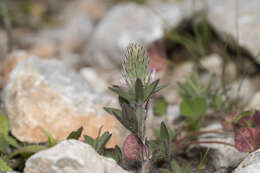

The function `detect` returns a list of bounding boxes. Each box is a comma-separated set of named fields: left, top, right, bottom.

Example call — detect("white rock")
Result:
left=85, top=2, right=201, bottom=70
left=247, top=92, right=260, bottom=110
left=2, top=57, right=126, bottom=147
left=229, top=78, right=258, bottom=104
left=197, top=122, right=248, bottom=169
left=207, top=0, right=260, bottom=64
left=24, top=139, right=130, bottom=173
left=234, top=148, right=260, bottom=173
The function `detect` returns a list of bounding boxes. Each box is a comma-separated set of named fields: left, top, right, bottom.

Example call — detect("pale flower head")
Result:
left=121, top=43, right=154, bottom=89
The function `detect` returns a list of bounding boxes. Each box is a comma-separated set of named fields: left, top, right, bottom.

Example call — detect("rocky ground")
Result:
left=0, top=0, right=260, bottom=173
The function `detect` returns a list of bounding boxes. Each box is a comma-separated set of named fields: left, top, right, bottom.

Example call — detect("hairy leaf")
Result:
left=135, top=78, right=144, bottom=102
left=122, top=104, right=138, bottom=133
left=109, top=85, right=134, bottom=102
left=104, top=145, right=122, bottom=163
left=97, top=131, right=112, bottom=152
left=160, top=122, right=169, bottom=144
left=144, top=79, right=159, bottom=101
left=67, top=126, right=83, bottom=140
left=84, top=135, right=95, bottom=148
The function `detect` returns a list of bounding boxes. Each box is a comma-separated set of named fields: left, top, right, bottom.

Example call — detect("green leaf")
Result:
left=104, top=145, right=122, bottom=163
left=109, top=86, right=134, bottom=102
left=122, top=104, right=138, bottom=133
left=43, top=130, right=56, bottom=147
left=215, top=95, right=222, bottom=111
left=67, top=126, right=83, bottom=140
left=8, top=145, right=47, bottom=159
left=171, top=160, right=181, bottom=173
left=104, top=107, right=122, bottom=119
left=235, top=111, right=253, bottom=123
left=0, top=114, right=9, bottom=135
left=4, top=135, right=20, bottom=148
left=135, top=78, right=144, bottom=102
left=144, top=79, right=159, bottom=101
left=159, top=168, right=171, bottom=173
left=153, top=84, right=168, bottom=95
left=84, top=135, right=95, bottom=148
left=0, top=136, right=9, bottom=152
left=154, top=97, right=168, bottom=117
left=160, top=122, right=169, bottom=144
left=0, top=157, right=12, bottom=171
left=180, top=97, right=207, bottom=118
left=105, top=106, right=138, bottom=134
left=96, top=131, right=112, bottom=152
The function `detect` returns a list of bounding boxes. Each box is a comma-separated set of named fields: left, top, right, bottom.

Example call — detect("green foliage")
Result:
left=154, top=97, right=168, bottom=117
left=147, top=122, right=173, bottom=162
left=120, top=0, right=147, bottom=4
left=104, top=146, right=122, bottom=164
left=104, top=43, right=168, bottom=172
left=178, top=74, right=223, bottom=130
left=43, top=130, right=56, bottom=147
left=83, top=127, right=122, bottom=163
left=159, top=160, right=191, bottom=173
left=8, top=145, right=47, bottom=160
left=67, top=126, right=83, bottom=140
left=165, top=17, right=211, bottom=61
left=0, top=114, right=20, bottom=152
left=180, top=97, right=206, bottom=131
left=105, top=43, right=166, bottom=144
left=0, top=157, right=12, bottom=171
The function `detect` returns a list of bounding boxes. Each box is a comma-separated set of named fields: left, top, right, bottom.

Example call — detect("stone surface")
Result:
left=1, top=51, right=32, bottom=87
left=207, top=0, right=260, bottom=64
left=247, top=92, right=260, bottom=110
left=24, top=0, right=94, bottom=58
left=24, top=139, right=130, bottom=173
left=84, top=2, right=201, bottom=70
left=234, top=148, right=260, bottom=173
left=197, top=122, right=248, bottom=170
left=2, top=57, right=126, bottom=147
left=229, top=78, right=259, bottom=104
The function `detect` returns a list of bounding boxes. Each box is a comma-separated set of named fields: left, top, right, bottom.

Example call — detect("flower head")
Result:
left=121, top=43, right=154, bottom=89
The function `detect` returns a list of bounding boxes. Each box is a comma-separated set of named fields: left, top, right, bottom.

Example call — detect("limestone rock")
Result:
left=197, top=122, right=248, bottom=170
left=1, top=51, right=32, bottom=87
left=247, top=92, right=260, bottom=110
left=207, top=0, right=260, bottom=64
left=24, top=0, right=94, bottom=58
left=84, top=2, right=201, bottom=70
left=3, top=57, right=126, bottom=147
left=24, top=139, right=130, bottom=173
left=234, top=148, right=260, bottom=173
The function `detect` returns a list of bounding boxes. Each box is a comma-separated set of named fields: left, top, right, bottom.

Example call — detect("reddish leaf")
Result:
left=252, top=110, right=260, bottom=127
left=254, top=130, right=260, bottom=149
left=122, top=134, right=142, bottom=161
left=235, top=127, right=260, bottom=152
left=222, top=111, right=255, bottom=131
left=147, top=41, right=168, bottom=71
left=235, top=128, right=255, bottom=152
left=122, top=133, right=148, bottom=161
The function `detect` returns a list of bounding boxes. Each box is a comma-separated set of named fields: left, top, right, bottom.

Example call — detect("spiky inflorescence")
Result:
left=121, top=43, right=153, bottom=90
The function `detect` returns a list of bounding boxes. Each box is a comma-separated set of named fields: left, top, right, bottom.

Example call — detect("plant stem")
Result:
left=1, top=0, right=13, bottom=52
left=180, top=140, right=236, bottom=149
left=175, top=130, right=233, bottom=146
